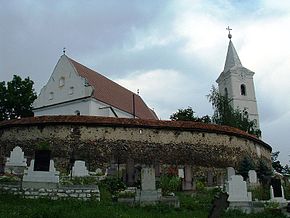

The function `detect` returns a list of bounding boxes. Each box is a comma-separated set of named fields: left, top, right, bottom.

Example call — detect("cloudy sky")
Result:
left=1, top=0, right=290, bottom=164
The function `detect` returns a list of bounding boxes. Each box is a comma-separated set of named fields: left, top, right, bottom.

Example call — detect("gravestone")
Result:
left=34, top=150, right=50, bottom=171
left=22, top=151, right=59, bottom=188
left=72, top=160, right=89, bottom=177
left=183, top=165, right=193, bottom=191
left=5, top=146, right=27, bottom=174
left=248, top=170, right=257, bottom=184
left=178, top=168, right=184, bottom=178
left=138, top=166, right=160, bottom=204
left=270, top=178, right=286, bottom=202
left=226, top=167, right=235, bottom=181
left=226, top=175, right=251, bottom=202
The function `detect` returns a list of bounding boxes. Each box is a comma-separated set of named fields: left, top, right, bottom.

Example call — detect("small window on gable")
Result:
left=241, top=84, right=246, bottom=96
left=49, top=92, right=54, bottom=100
left=224, top=87, right=228, bottom=97
left=69, top=86, right=74, bottom=95
left=59, top=77, right=65, bottom=87
left=75, top=110, right=80, bottom=116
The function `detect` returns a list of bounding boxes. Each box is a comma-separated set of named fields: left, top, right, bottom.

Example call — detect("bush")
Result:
left=103, top=177, right=126, bottom=196
left=160, top=175, right=181, bottom=195
left=250, top=185, right=270, bottom=200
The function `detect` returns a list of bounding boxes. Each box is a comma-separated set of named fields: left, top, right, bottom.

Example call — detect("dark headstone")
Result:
left=34, top=150, right=51, bottom=171
left=0, top=164, right=4, bottom=175
left=287, top=202, right=290, bottom=213
left=271, top=178, right=282, bottom=197
left=208, top=192, right=229, bottom=218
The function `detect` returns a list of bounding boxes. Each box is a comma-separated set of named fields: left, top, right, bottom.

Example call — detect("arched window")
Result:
left=75, top=110, right=80, bottom=116
left=49, top=92, right=54, bottom=100
left=224, top=87, right=228, bottom=97
left=241, top=84, right=246, bottom=96
left=59, top=77, right=65, bottom=87
left=69, top=86, right=74, bottom=95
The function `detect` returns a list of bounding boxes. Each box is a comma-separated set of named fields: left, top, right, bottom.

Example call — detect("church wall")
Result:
left=0, top=117, right=272, bottom=172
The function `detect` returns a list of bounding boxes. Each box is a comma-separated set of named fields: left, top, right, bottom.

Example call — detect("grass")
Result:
left=0, top=187, right=287, bottom=218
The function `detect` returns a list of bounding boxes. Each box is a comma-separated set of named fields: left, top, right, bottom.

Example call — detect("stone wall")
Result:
left=0, top=116, right=272, bottom=171
left=0, top=184, right=100, bottom=201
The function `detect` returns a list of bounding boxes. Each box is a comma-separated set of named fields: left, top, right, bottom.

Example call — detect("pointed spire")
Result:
left=223, top=40, right=243, bottom=72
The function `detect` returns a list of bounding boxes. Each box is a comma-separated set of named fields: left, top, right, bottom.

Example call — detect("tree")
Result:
left=256, top=160, right=272, bottom=184
left=170, top=107, right=211, bottom=123
left=0, top=75, right=37, bottom=121
left=271, top=151, right=284, bottom=174
left=207, top=86, right=261, bottom=137
left=238, top=156, right=255, bottom=180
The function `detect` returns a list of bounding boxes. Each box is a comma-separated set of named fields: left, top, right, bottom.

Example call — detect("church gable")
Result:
left=33, top=55, right=93, bottom=108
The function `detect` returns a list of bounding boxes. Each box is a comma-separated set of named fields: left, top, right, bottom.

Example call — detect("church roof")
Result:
left=223, top=40, right=243, bottom=72
left=68, top=57, right=158, bottom=120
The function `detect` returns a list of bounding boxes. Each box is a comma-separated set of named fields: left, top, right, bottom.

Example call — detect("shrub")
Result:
left=250, top=185, right=270, bottom=200
left=103, top=177, right=126, bottom=196
left=160, top=175, right=181, bottom=195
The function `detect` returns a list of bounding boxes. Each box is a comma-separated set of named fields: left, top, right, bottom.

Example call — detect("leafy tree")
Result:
left=170, top=107, right=211, bottom=123
left=271, top=151, right=284, bottom=173
left=0, top=75, right=37, bottom=121
left=256, top=160, right=272, bottom=185
left=238, top=156, right=255, bottom=180
left=207, top=86, right=261, bottom=137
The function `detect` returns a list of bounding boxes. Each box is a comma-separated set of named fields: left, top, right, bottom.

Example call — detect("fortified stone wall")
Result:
left=0, top=116, right=272, bottom=172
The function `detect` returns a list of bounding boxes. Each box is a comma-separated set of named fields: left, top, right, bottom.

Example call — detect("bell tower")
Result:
left=216, top=27, right=260, bottom=128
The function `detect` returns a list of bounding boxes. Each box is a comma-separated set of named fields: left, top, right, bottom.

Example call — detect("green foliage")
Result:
left=271, top=151, right=284, bottom=174
left=160, top=175, right=181, bottom=195
left=0, top=174, right=20, bottom=182
left=284, top=183, right=290, bottom=200
left=35, top=141, right=51, bottom=150
left=238, top=156, right=255, bottom=180
left=0, top=75, right=37, bottom=121
left=250, top=185, right=270, bottom=200
left=256, top=160, right=272, bottom=184
left=196, top=180, right=206, bottom=192
left=170, top=107, right=211, bottom=123
left=207, top=86, right=261, bottom=137
left=103, top=176, right=126, bottom=196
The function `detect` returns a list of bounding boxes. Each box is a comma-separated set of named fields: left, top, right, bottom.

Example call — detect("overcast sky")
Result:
left=1, top=0, right=290, bottom=164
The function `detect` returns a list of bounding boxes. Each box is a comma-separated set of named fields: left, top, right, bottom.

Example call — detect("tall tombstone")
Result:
left=141, top=167, right=156, bottom=190
left=226, top=175, right=251, bottom=202
left=270, top=177, right=286, bottom=202
left=183, top=165, right=195, bottom=191
left=207, top=170, right=214, bottom=187
left=34, top=150, right=51, bottom=171
left=5, top=146, right=27, bottom=174
left=226, top=167, right=235, bottom=181
left=126, top=158, right=135, bottom=186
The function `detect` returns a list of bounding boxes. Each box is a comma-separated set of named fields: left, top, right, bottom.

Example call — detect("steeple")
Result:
left=223, top=37, right=243, bottom=73
left=216, top=27, right=260, bottom=129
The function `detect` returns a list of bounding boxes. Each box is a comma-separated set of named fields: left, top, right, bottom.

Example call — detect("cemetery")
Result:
left=0, top=116, right=289, bottom=217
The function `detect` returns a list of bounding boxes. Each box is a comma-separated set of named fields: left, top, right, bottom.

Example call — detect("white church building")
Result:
left=33, top=54, right=158, bottom=120
left=216, top=29, right=260, bottom=128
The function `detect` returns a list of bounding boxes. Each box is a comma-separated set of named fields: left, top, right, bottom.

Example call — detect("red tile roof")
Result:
left=69, top=57, right=158, bottom=120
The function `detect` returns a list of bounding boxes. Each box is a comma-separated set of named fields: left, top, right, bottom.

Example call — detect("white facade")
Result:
left=216, top=40, right=260, bottom=128
left=33, top=55, right=134, bottom=118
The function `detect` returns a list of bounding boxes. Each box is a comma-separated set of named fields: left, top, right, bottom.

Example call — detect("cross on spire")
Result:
left=63, top=47, right=66, bottom=55
left=226, top=26, right=232, bottom=39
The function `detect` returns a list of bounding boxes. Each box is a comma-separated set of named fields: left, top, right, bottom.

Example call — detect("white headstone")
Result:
left=227, top=175, right=251, bottom=202
left=248, top=170, right=257, bottom=184
left=5, top=146, right=27, bottom=167
left=178, top=168, right=184, bottom=178
left=227, top=167, right=235, bottom=181
left=72, top=160, right=89, bottom=177
left=5, top=146, right=27, bottom=174
left=22, top=159, right=60, bottom=188
left=141, top=167, right=156, bottom=190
